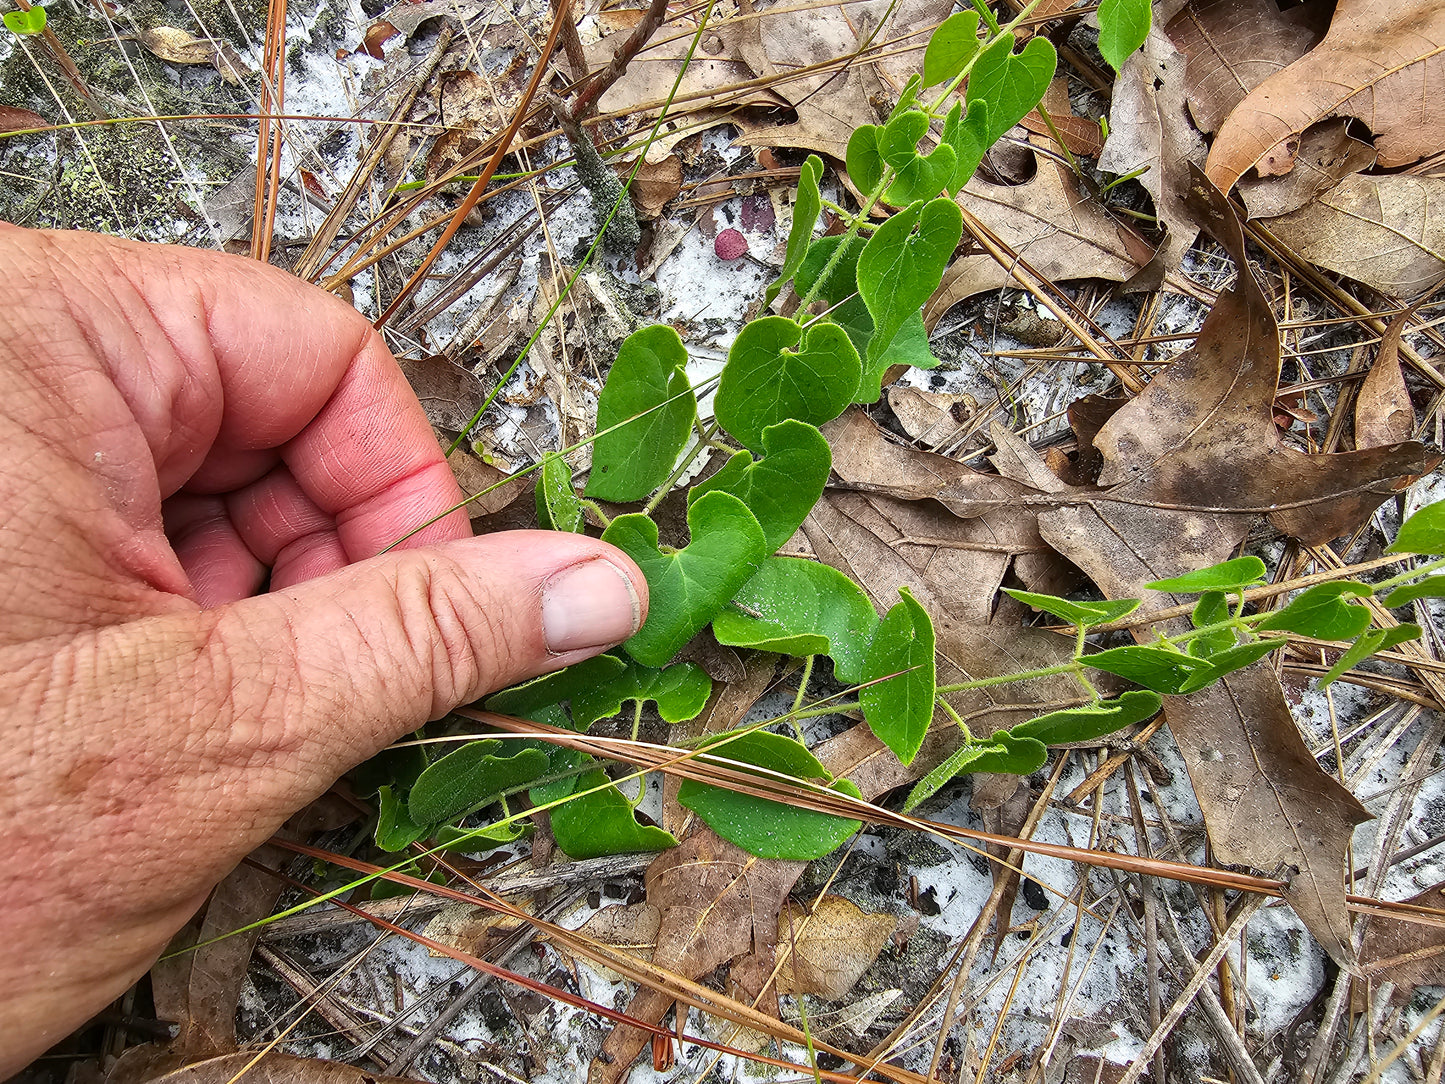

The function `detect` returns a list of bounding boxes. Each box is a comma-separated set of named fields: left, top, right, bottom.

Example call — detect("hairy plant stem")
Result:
left=793, top=174, right=891, bottom=314
left=642, top=417, right=714, bottom=514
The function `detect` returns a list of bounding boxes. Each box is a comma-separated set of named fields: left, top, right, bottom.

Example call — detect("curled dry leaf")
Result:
left=1236, top=118, right=1376, bottom=219
left=1355, top=307, right=1419, bottom=450
left=398, top=353, right=489, bottom=434
left=584, top=20, right=779, bottom=117
left=775, top=895, right=897, bottom=1000
left=886, top=385, right=977, bottom=444
left=137, top=27, right=246, bottom=84
left=0, top=104, right=47, bottom=133
left=615, top=153, right=682, bottom=218
left=1204, top=0, right=1445, bottom=193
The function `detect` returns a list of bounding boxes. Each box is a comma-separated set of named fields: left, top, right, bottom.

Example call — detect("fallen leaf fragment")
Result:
left=398, top=353, right=489, bottom=434
left=1360, top=881, right=1445, bottom=994
left=1236, top=118, right=1376, bottom=219
left=0, top=104, right=47, bottom=133
left=1356, top=308, right=1418, bottom=450
left=775, top=895, right=897, bottom=999
left=108, top=1051, right=415, bottom=1084
left=138, top=27, right=247, bottom=84
left=617, top=153, right=682, bottom=218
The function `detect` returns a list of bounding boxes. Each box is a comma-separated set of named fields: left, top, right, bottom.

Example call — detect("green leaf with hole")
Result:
left=3, top=5, right=46, bottom=35
left=585, top=324, right=695, bottom=502
left=902, top=731, right=1046, bottom=812
left=860, top=588, right=936, bottom=765
left=487, top=654, right=629, bottom=728
left=1257, top=582, right=1373, bottom=641
left=679, top=731, right=863, bottom=860
left=1097, top=0, right=1151, bottom=72
left=923, top=9, right=981, bottom=88
left=1385, top=576, right=1445, bottom=608
left=408, top=741, right=551, bottom=826
left=603, top=490, right=768, bottom=667
left=1146, top=556, right=1267, bottom=593
left=1175, top=640, right=1281, bottom=693
left=965, top=32, right=1056, bottom=147
left=1085, top=644, right=1214, bottom=694
left=571, top=658, right=713, bottom=729
left=858, top=197, right=962, bottom=369
left=940, top=97, right=992, bottom=193
left=1389, top=502, right=1445, bottom=555
left=536, top=453, right=583, bottom=532
left=1187, top=591, right=1236, bottom=657
left=375, top=785, right=428, bottom=851
left=714, top=316, right=862, bottom=451
left=1003, top=588, right=1140, bottom=628
left=879, top=110, right=958, bottom=206
left=1319, top=624, right=1423, bottom=687
left=1011, top=690, right=1163, bottom=745
left=689, top=420, right=830, bottom=552
left=766, top=154, right=824, bottom=308
left=549, top=770, right=677, bottom=859
left=712, top=556, right=880, bottom=682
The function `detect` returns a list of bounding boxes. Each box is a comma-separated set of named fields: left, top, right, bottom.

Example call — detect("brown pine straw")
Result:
left=250, top=0, right=288, bottom=263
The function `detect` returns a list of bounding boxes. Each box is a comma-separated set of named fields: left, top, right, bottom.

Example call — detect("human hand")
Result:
left=0, top=227, right=647, bottom=1074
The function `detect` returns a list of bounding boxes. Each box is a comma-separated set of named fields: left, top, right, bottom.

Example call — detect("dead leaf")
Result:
left=1237, top=118, right=1377, bottom=219
left=1258, top=173, right=1445, bottom=297
left=423, top=900, right=529, bottom=957
left=585, top=19, right=780, bottom=117
left=427, top=69, right=503, bottom=183
left=1356, top=308, right=1418, bottom=449
left=1360, top=882, right=1445, bottom=993
left=886, top=385, right=976, bottom=445
left=0, top=104, right=47, bottom=133
left=616, top=153, right=682, bottom=218
left=359, top=19, right=398, bottom=57
left=775, top=895, right=897, bottom=999
left=1020, top=80, right=1103, bottom=158
left=137, top=27, right=246, bottom=84
left=398, top=353, right=488, bottom=434
left=446, top=450, right=530, bottom=519
left=1205, top=0, right=1445, bottom=192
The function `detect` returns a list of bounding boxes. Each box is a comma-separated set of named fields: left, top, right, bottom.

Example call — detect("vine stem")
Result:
left=642, top=417, right=714, bottom=514
left=937, top=662, right=1082, bottom=694
left=793, top=174, right=892, bottom=314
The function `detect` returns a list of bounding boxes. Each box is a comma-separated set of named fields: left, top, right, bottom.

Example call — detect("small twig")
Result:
left=549, top=0, right=588, bottom=80
left=570, top=0, right=669, bottom=118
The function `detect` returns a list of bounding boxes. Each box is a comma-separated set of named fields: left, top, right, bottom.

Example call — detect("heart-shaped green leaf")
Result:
left=679, top=731, right=863, bottom=860
left=1011, top=690, right=1162, bottom=745
left=487, top=654, right=628, bottom=727
left=586, top=324, right=696, bottom=502
left=408, top=741, right=551, bottom=826
left=1385, top=576, right=1445, bottom=608
left=1085, top=644, right=1214, bottom=694
left=1097, top=0, right=1151, bottom=72
left=603, top=490, right=768, bottom=667
left=923, top=9, right=981, bottom=88
left=1187, top=591, right=1237, bottom=657
left=1257, top=582, right=1374, bottom=641
left=536, top=453, right=584, bottom=532
left=3, top=5, right=46, bottom=35
left=375, top=785, right=428, bottom=851
left=1003, top=588, right=1140, bottom=629
left=880, top=110, right=958, bottom=206
left=1147, top=556, right=1267, bottom=593
left=903, top=731, right=1046, bottom=811
left=712, top=556, right=880, bottom=682
left=860, top=588, right=936, bottom=765
left=765, top=154, right=824, bottom=307
left=1389, top=501, right=1445, bottom=555
left=846, top=125, right=886, bottom=197
left=714, top=315, right=862, bottom=451
left=548, top=770, right=677, bottom=859
left=689, top=420, right=830, bottom=552
left=1319, top=624, right=1422, bottom=687
left=571, top=657, right=712, bottom=728
left=940, top=97, right=992, bottom=193
left=858, top=197, right=962, bottom=369
left=965, top=32, right=1056, bottom=147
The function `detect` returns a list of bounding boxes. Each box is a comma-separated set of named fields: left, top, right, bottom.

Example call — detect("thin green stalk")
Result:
left=937, top=661, right=1082, bottom=694
left=642, top=416, right=712, bottom=514
left=794, top=175, right=890, bottom=314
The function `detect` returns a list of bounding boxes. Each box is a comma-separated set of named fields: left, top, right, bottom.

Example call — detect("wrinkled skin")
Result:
left=0, top=227, right=647, bottom=1074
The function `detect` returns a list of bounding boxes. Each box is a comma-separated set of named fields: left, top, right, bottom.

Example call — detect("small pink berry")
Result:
left=715, top=228, right=748, bottom=261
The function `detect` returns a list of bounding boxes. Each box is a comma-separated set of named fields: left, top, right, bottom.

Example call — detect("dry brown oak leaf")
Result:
left=1204, top=0, right=1445, bottom=194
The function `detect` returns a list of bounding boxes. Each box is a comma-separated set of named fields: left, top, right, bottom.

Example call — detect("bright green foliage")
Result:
left=766, top=154, right=824, bottom=307
left=858, top=197, right=963, bottom=368
left=1188, top=591, right=1237, bottom=657
left=603, top=491, right=768, bottom=666
left=848, top=112, right=959, bottom=207
left=1385, top=576, right=1445, bottom=608
left=678, top=731, right=864, bottom=860
left=1097, top=0, right=1152, bottom=72
left=488, top=654, right=628, bottom=726
left=433, top=820, right=529, bottom=852
left=689, top=420, right=830, bottom=552
left=1085, top=643, right=1214, bottom=694
left=860, top=588, right=936, bottom=765
left=1003, top=588, right=1140, bottom=628
left=1320, top=624, right=1423, bottom=687
left=1389, top=502, right=1445, bottom=555
left=1011, top=690, right=1162, bottom=744
left=571, top=657, right=712, bottom=728
left=585, top=325, right=695, bottom=501
left=889, top=75, right=923, bottom=120
left=535, top=453, right=584, bottom=533
left=375, top=786, right=428, bottom=851
left=408, top=741, right=550, bottom=826
left=923, top=9, right=981, bottom=87
left=940, top=98, right=992, bottom=193
left=548, top=770, right=677, bottom=859
left=712, top=557, right=880, bottom=682
left=965, top=33, right=1056, bottom=147
left=1257, top=582, right=1374, bottom=641
left=1147, top=557, right=1267, bottom=593
left=714, top=317, right=862, bottom=451
left=1174, top=640, right=1280, bottom=694
left=903, top=731, right=1046, bottom=812
left=3, top=5, right=46, bottom=34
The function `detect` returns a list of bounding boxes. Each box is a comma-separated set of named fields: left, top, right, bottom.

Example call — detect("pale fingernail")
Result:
left=542, top=558, right=643, bottom=653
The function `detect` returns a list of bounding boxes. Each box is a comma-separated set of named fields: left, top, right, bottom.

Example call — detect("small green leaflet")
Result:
left=548, top=770, right=677, bottom=859
left=713, top=316, right=862, bottom=451
left=1084, top=643, right=1214, bottom=695
left=535, top=453, right=583, bottom=532
left=678, top=731, right=864, bottom=860
left=603, top=491, right=768, bottom=667
left=847, top=111, right=959, bottom=207
left=857, top=197, right=962, bottom=369
left=1174, top=640, right=1279, bottom=694
left=712, top=556, right=880, bottom=683
left=860, top=588, right=936, bottom=765
left=1385, top=576, right=1445, bottom=608
left=688, top=420, right=831, bottom=552
left=1319, top=624, right=1422, bottom=687
left=1389, top=502, right=1445, bottom=555
left=1147, top=556, right=1267, bottom=593
left=1002, top=588, right=1140, bottom=628
left=902, top=731, right=1046, bottom=812
left=571, top=658, right=713, bottom=729
left=1096, top=0, right=1152, bottom=72
left=350, top=741, right=428, bottom=798
left=3, top=5, right=46, bottom=34
left=922, top=9, right=981, bottom=88
left=965, top=32, right=1056, bottom=147
left=1257, top=582, right=1374, bottom=641
left=375, top=785, right=428, bottom=851
left=766, top=154, right=824, bottom=308
left=1187, top=591, right=1237, bottom=657
left=487, top=654, right=628, bottom=728
left=940, top=98, right=991, bottom=193
left=585, top=325, right=696, bottom=502
left=1010, top=690, right=1162, bottom=745
left=408, top=740, right=550, bottom=826
left=433, top=819, right=529, bottom=852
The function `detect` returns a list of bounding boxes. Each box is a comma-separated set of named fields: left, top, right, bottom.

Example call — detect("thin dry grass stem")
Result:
left=1063, top=716, right=1166, bottom=804
left=1124, top=764, right=1169, bottom=1084
left=250, top=0, right=289, bottom=263
left=253, top=942, right=404, bottom=1066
